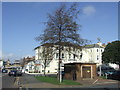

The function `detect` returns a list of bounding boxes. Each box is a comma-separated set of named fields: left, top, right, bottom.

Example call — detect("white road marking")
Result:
left=96, top=82, right=118, bottom=84
left=93, top=79, right=98, bottom=84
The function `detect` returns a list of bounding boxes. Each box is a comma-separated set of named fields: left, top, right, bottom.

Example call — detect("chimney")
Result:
left=107, top=42, right=110, bottom=44
left=97, top=42, right=102, bottom=46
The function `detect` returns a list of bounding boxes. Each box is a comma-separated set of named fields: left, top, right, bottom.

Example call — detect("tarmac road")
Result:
left=2, top=73, right=16, bottom=88
left=19, top=73, right=120, bottom=89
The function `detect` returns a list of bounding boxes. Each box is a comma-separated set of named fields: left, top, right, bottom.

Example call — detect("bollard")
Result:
left=105, top=73, right=108, bottom=79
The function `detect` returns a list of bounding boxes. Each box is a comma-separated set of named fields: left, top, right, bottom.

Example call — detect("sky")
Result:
left=1, top=2, right=118, bottom=62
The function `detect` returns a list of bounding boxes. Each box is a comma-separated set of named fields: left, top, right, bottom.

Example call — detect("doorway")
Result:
left=82, top=66, right=91, bottom=78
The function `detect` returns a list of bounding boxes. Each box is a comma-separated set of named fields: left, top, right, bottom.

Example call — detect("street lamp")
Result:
left=97, top=38, right=102, bottom=77
left=59, top=59, right=62, bottom=83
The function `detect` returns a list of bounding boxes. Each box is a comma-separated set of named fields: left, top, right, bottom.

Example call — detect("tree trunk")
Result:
left=58, top=45, right=61, bottom=80
left=44, top=66, right=46, bottom=77
left=58, top=26, right=62, bottom=81
left=44, top=60, right=47, bottom=77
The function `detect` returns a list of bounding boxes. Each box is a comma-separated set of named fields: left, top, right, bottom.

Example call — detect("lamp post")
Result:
left=59, top=59, right=62, bottom=83
left=97, top=38, right=102, bottom=77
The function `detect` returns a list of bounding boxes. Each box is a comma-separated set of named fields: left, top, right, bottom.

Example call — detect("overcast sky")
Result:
left=1, top=2, right=118, bottom=62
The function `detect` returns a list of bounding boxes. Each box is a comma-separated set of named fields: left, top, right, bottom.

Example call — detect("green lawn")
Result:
left=35, top=76, right=81, bottom=85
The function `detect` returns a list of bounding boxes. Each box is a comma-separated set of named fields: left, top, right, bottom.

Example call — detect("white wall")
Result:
left=0, top=60, right=3, bottom=67
left=35, top=43, right=104, bottom=73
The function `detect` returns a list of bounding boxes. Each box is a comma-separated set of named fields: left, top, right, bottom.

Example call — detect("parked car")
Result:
left=2, top=69, right=8, bottom=73
left=8, top=70, right=22, bottom=76
left=17, top=70, right=22, bottom=76
left=108, top=70, right=120, bottom=81
left=97, top=69, right=116, bottom=76
left=8, top=70, right=17, bottom=76
left=97, top=71, right=104, bottom=76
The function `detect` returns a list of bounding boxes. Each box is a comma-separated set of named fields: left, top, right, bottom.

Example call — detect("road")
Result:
left=0, top=72, right=2, bottom=90
left=19, top=73, right=120, bottom=89
left=2, top=73, right=17, bottom=88
left=86, top=83, right=119, bottom=88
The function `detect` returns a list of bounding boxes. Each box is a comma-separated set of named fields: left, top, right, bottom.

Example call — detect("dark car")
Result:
left=16, top=70, right=22, bottom=76
left=97, top=69, right=116, bottom=76
left=8, top=70, right=22, bottom=76
left=2, top=69, right=8, bottom=73
left=8, top=70, right=17, bottom=76
left=104, top=70, right=116, bottom=75
left=108, top=70, right=120, bottom=81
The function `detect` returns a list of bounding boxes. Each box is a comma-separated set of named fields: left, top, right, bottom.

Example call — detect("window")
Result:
left=62, top=53, right=64, bottom=58
left=47, top=64, right=50, bottom=67
left=97, top=49, right=99, bottom=52
left=73, top=47, right=75, bottom=51
left=69, top=54, right=71, bottom=59
left=56, top=47, right=59, bottom=50
left=97, top=55, right=99, bottom=60
left=73, top=54, right=75, bottom=59
left=56, top=53, right=59, bottom=59
left=61, top=47, right=64, bottom=50
left=80, top=53, right=82, bottom=59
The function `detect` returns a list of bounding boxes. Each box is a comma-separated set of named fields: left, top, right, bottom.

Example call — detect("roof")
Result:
left=15, top=60, right=20, bottom=62
left=64, top=62, right=97, bottom=65
left=34, top=42, right=82, bottom=50
left=83, top=44, right=104, bottom=48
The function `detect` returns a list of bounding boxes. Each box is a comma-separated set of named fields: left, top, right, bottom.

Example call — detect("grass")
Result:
left=35, top=76, right=81, bottom=85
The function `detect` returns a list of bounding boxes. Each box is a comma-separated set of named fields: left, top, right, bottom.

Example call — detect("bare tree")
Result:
left=36, top=3, right=89, bottom=81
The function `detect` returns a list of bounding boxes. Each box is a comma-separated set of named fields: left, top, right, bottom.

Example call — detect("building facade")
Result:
left=34, top=42, right=105, bottom=74
left=64, top=63, right=97, bottom=80
left=24, top=59, right=43, bottom=74
left=0, top=60, right=3, bottom=71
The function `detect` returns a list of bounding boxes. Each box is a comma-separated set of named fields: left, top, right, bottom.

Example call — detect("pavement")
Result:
left=76, top=78, right=119, bottom=88
left=18, top=74, right=119, bottom=88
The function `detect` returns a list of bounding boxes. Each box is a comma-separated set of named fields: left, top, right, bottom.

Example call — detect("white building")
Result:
left=24, top=59, right=43, bottom=74
left=0, top=60, right=3, bottom=71
left=34, top=42, right=105, bottom=74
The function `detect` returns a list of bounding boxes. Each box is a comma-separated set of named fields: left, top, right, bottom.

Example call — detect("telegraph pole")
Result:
left=97, top=38, right=102, bottom=77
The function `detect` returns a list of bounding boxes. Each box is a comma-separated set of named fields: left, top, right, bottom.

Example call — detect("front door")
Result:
left=82, top=66, right=91, bottom=78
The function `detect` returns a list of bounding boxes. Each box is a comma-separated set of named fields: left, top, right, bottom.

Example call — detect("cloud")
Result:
left=82, top=6, right=96, bottom=16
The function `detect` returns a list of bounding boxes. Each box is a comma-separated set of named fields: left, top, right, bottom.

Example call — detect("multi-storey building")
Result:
left=0, top=60, right=3, bottom=71
left=34, top=42, right=105, bottom=74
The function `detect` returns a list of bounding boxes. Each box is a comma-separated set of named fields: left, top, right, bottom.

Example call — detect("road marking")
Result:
left=93, top=79, right=98, bottom=84
left=96, top=82, right=118, bottom=84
